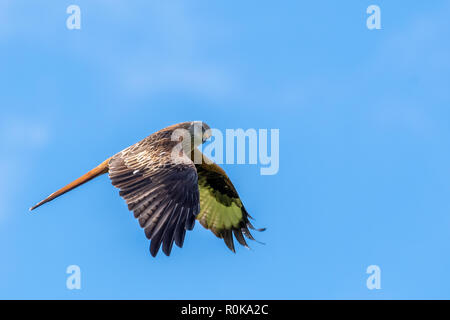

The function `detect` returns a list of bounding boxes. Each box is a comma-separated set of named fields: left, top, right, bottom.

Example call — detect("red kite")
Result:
left=30, top=121, right=264, bottom=257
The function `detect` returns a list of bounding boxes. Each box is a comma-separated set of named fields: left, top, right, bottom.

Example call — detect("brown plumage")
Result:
left=30, top=121, right=264, bottom=257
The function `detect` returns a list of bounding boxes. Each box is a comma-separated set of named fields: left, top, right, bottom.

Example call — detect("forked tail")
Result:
left=29, top=158, right=111, bottom=211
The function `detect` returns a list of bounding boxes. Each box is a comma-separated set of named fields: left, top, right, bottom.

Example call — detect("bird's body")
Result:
left=30, top=121, right=264, bottom=257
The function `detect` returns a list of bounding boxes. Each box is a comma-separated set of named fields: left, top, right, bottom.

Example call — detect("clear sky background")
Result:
left=1, top=1, right=450, bottom=299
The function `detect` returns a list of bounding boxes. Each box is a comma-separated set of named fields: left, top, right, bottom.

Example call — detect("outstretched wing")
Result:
left=193, top=150, right=265, bottom=252
left=109, top=140, right=200, bottom=257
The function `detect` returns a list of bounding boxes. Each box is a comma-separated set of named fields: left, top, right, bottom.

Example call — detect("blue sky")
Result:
left=1, top=1, right=450, bottom=299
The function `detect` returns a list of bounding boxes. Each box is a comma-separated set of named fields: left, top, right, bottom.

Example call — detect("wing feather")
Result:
left=193, top=149, right=265, bottom=252
left=109, top=136, right=200, bottom=257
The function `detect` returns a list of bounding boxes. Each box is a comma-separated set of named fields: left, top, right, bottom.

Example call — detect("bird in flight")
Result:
left=30, top=121, right=264, bottom=257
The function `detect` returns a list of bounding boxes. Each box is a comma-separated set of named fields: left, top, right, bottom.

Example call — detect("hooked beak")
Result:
left=202, top=128, right=212, bottom=142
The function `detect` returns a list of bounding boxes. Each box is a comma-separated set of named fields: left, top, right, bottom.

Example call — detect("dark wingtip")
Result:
left=162, top=240, right=174, bottom=257
left=149, top=243, right=158, bottom=257
left=252, top=227, right=266, bottom=245
left=242, top=223, right=266, bottom=245
left=247, top=219, right=266, bottom=232
left=223, top=230, right=236, bottom=253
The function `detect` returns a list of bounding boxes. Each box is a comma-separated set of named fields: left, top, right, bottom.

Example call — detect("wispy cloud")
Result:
left=120, top=63, right=234, bottom=99
left=72, top=2, right=236, bottom=101
left=275, top=2, right=450, bottom=131
left=1, top=118, right=50, bottom=149
left=90, top=2, right=237, bottom=100
left=0, top=0, right=12, bottom=38
left=1, top=2, right=236, bottom=102
left=0, top=159, right=19, bottom=224
left=365, top=3, right=450, bottom=134
left=0, top=118, right=50, bottom=224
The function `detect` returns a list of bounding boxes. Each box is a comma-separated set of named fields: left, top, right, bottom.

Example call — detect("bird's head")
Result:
left=188, top=121, right=212, bottom=146
left=168, top=121, right=212, bottom=150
